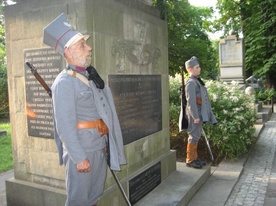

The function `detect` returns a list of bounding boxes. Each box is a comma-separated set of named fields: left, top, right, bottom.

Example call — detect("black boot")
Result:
left=194, top=142, right=206, bottom=167
left=186, top=160, right=202, bottom=169
left=195, top=159, right=206, bottom=167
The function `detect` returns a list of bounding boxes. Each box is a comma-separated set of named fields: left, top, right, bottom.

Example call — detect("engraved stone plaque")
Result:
left=219, top=35, right=245, bottom=83
left=24, top=48, right=62, bottom=138
left=108, top=75, right=162, bottom=145
left=219, top=36, right=243, bottom=66
left=129, top=162, right=161, bottom=205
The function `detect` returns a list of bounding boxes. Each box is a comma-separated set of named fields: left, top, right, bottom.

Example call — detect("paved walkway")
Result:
left=225, top=113, right=276, bottom=206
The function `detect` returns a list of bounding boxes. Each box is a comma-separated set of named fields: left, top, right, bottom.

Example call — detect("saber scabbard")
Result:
left=202, top=129, right=214, bottom=162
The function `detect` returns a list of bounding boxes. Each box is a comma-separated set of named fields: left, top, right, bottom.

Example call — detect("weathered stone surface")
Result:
left=4, top=0, right=171, bottom=205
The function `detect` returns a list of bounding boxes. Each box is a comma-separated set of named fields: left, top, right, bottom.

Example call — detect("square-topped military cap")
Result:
left=43, top=13, right=89, bottom=55
left=185, top=56, right=200, bottom=69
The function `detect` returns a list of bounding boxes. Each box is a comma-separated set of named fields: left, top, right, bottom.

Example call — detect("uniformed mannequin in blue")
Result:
left=43, top=14, right=126, bottom=206
left=185, top=56, right=217, bottom=169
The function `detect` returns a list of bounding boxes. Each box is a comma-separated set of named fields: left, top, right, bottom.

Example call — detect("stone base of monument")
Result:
left=5, top=151, right=210, bottom=206
left=5, top=178, right=67, bottom=205
left=99, top=150, right=178, bottom=205
left=220, top=77, right=245, bottom=84
left=135, top=162, right=210, bottom=206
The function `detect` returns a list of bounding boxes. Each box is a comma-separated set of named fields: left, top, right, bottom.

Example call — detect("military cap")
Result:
left=185, top=56, right=200, bottom=69
left=43, top=13, right=89, bottom=55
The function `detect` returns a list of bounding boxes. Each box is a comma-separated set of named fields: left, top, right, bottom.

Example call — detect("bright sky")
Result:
left=188, top=0, right=217, bottom=7
left=188, top=0, right=222, bottom=39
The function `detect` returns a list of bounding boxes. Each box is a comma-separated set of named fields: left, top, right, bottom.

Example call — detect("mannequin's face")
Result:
left=188, top=64, right=201, bottom=76
left=65, top=39, right=92, bottom=68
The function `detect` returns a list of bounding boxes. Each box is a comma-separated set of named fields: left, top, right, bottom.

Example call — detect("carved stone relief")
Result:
left=112, top=21, right=161, bottom=73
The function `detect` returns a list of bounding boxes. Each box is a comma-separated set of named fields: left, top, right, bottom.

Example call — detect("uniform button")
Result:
left=100, top=97, right=103, bottom=100
left=103, top=104, right=105, bottom=107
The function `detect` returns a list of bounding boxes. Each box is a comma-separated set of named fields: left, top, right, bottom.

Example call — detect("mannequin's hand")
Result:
left=194, top=118, right=200, bottom=124
left=77, top=159, right=91, bottom=173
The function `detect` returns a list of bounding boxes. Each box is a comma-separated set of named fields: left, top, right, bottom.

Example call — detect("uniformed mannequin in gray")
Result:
left=43, top=14, right=126, bottom=206
left=185, top=56, right=217, bottom=169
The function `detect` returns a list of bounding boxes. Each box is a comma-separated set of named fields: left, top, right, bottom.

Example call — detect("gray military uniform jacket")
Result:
left=185, top=75, right=217, bottom=124
left=52, top=66, right=126, bottom=171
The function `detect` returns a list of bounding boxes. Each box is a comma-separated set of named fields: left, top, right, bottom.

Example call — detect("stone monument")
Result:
left=219, top=30, right=245, bottom=83
left=4, top=0, right=175, bottom=205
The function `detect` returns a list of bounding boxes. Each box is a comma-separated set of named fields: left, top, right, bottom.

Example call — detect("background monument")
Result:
left=219, top=31, right=245, bottom=83
left=4, top=0, right=175, bottom=205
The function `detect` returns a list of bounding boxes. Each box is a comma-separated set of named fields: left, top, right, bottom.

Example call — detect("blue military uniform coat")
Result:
left=185, top=75, right=217, bottom=124
left=185, top=75, right=217, bottom=142
left=52, top=67, right=126, bottom=171
left=52, top=65, right=127, bottom=205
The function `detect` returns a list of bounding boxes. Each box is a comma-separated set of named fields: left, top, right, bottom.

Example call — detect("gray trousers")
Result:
left=187, top=115, right=203, bottom=143
left=64, top=149, right=107, bottom=206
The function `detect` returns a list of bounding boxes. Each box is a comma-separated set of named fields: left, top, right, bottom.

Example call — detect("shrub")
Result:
left=0, top=10, right=9, bottom=119
left=169, top=74, right=188, bottom=160
left=203, top=81, right=257, bottom=160
left=0, top=122, right=13, bottom=173
left=169, top=74, right=182, bottom=124
left=0, top=68, right=9, bottom=118
left=255, top=88, right=276, bottom=102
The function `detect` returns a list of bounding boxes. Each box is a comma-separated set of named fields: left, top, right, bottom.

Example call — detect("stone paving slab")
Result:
left=264, top=151, right=276, bottom=206
left=225, top=114, right=276, bottom=206
left=187, top=156, right=246, bottom=206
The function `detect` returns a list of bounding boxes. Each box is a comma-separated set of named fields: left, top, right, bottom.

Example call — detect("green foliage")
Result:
left=0, top=5, right=8, bottom=118
left=169, top=74, right=188, bottom=148
left=204, top=81, right=257, bottom=160
left=215, top=0, right=276, bottom=89
left=169, top=75, right=257, bottom=160
left=214, top=0, right=243, bottom=36
left=244, top=0, right=276, bottom=85
left=0, top=68, right=8, bottom=118
left=153, top=0, right=218, bottom=78
left=169, top=74, right=182, bottom=123
left=255, top=88, right=276, bottom=101
left=0, top=122, right=13, bottom=173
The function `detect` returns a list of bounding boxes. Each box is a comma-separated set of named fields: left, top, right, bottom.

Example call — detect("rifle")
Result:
left=26, top=62, right=132, bottom=206
left=178, top=66, right=188, bottom=131
left=26, top=62, right=52, bottom=98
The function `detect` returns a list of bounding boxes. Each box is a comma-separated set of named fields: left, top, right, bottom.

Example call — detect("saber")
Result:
left=111, top=169, right=131, bottom=206
left=26, top=62, right=132, bottom=206
left=201, top=128, right=214, bottom=162
left=105, top=137, right=132, bottom=206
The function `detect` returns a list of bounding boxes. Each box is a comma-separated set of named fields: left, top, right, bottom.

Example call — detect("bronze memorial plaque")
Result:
left=108, top=75, right=162, bottom=145
left=24, top=48, right=62, bottom=138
